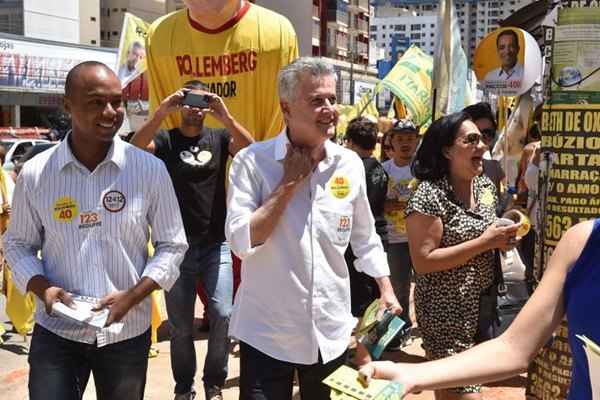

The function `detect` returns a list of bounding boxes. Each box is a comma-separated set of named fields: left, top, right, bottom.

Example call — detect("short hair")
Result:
left=496, top=29, right=519, bottom=48
left=463, top=102, right=497, bottom=130
left=278, top=57, right=336, bottom=102
left=345, top=117, right=378, bottom=150
left=411, top=111, right=472, bottom=181
left=64, top=61, right=113, bottom=98
left=183, top=80, right=208, bottom=91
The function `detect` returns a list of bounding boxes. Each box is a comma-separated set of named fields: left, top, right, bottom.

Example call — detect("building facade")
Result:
left=372, top=0, right=535, bottom=65
left=100, top=0, right=166, bottom=47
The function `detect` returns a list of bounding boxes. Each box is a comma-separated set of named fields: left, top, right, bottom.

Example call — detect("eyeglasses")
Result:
left=457, top=132, right=483, bottom=146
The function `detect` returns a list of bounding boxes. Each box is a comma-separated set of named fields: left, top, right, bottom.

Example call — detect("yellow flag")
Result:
left=381, top=46, right=433, bottom=127
left=116, top=13, right=150, bottom=88
left=335, top=89, right=380, bottom=139
left=3, top=265, right=35, bottom=337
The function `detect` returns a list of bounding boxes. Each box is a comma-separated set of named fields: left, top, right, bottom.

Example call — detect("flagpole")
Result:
left=431, top=88, right=438, bottom=122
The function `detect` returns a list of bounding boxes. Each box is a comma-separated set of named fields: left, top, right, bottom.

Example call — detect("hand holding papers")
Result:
left=51, top=294, right=124, bottom=332
left=323, top=365, right=404, bottom=400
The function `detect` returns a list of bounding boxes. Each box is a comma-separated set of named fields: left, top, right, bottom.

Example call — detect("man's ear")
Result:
left=63, top=97, right=72, bottom=115
left=280, top=100, right=290, bottom=118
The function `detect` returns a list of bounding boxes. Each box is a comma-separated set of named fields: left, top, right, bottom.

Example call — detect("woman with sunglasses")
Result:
left=397, top=112, right=520, bottom=399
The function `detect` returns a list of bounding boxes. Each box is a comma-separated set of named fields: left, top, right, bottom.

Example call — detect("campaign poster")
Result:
left=473, top=27, right=541, bottom=97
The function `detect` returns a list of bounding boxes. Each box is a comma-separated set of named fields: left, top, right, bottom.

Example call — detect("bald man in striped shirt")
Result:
left=3, top=61, right=188, bottom=400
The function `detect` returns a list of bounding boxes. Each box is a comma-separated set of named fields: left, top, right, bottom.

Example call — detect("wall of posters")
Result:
left=526, top=1, right=600, bottom=398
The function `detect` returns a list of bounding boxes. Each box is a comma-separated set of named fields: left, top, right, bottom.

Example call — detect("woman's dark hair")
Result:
left=345, top=117, right=378, bottom=150
left=411, top=111, right=472, bottom=181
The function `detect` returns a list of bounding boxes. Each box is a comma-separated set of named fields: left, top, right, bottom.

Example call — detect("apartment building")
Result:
left=100, top=0, right=167, bottom=47
left=0, top=0, right=100, bottom=46
left=372, top=0, right=535, bottom=65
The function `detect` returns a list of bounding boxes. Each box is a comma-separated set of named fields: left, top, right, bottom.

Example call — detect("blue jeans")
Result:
left=165, top=241, right=233, bottom=394
left=28, top=325, right=150, bottom=400
left=387, top=242, right=412, bottom=328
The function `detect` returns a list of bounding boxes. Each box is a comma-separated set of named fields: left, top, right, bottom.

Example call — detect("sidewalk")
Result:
left=0, top=295, right=526, bottom=400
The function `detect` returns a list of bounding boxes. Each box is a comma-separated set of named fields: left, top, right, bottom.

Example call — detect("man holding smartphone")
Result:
left=130, top=80, right=254, bottom=400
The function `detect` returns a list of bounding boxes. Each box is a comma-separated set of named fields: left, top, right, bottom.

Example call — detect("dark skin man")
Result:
left=26, top=63, right=160, bottom=326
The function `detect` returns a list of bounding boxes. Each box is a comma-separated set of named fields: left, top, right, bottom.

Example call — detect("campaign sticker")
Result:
left=78, top=211, right=102, bottom=229
left=480, top=188, right=495, bottom=207
left=52, top=196, right=79, bottom=223
left=329, top=175, right=351, bottom=199
left=102, top=190, right=126, bottom=213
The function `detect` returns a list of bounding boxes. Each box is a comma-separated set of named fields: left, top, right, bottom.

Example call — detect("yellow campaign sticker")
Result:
left=480, top=188, right=495, bottom=207
left=329, top=175, right=351, bottom=199
left=52, top=196, right=79, bottom=223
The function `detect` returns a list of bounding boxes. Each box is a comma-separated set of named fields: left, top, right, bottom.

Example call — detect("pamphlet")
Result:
left=577, top=335, right=600, bottom=400
left=357, top=299, right=407, bottom=359
left=323, top=365, right=403, bottom=400
left=51, top=294, right=121, bottom=331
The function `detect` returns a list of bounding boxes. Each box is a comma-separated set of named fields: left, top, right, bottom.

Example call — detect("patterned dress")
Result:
left=405, top=175, right=497, bottom=393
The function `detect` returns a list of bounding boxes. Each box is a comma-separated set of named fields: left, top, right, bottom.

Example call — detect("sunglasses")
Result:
left=480, top=128, right=496, bottom=138
left=457, top=132, right=483, bottom=146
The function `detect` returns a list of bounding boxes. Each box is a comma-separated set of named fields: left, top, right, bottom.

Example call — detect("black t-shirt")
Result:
left=154, top=127, right=230, bottom=245
left=362, top=156, right=388, bottom=244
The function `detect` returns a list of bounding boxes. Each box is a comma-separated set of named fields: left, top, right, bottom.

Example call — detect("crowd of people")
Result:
left=0, top=1, right=597, bottom=400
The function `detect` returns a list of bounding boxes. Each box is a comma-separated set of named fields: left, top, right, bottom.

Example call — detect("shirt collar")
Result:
left=498, top=64, right=519, bottom=78
left=274, top=127, right=342, bottom=163
left=57, top=133, right=126, bottom=172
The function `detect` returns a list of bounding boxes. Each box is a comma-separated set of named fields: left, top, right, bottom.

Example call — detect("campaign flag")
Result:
left=336, top=88, right=380, bottom=138
left=381, top=45, right=433, bottom=127
left=431, top=0, right=469, bottom=118
left=116, top=13, right=150, bottom=88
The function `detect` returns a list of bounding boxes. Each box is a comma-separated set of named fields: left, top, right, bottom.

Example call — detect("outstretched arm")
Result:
left=359, top=220, right=592, bottom=395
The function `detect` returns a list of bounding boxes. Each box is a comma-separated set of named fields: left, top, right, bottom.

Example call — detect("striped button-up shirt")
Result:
left=3, top=136, right=188, bottom=346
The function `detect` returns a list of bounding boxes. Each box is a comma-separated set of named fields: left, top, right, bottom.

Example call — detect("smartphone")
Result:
left=182, top=91, right=209, bottom=109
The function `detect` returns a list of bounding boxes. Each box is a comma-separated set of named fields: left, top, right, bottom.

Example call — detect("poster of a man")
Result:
left=474, top=27, right=534, bottom=96
left=118, top=41, right=145, bottom=82
left=484, top=29, right=523, bottom=83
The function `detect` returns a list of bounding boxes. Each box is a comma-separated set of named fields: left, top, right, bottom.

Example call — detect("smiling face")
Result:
left=126, top=45, right=145, bottom=70
left=281, top=73, right=339, bottom=149
left=63, top=65, right=124, bottom=146
left=497, top=32, right=519, bottom=71
left=445, top=120, right=487, bottom=181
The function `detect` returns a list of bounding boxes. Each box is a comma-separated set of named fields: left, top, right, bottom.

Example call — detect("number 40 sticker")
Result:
left=52, top=196, right=79, bottom=223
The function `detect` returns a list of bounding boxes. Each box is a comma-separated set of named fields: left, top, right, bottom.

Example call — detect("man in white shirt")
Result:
left=484, top=29, right=523, bottom=92
left=3, top=61, right=188, bottom=400
left=225, top=57, right=401, bottom=400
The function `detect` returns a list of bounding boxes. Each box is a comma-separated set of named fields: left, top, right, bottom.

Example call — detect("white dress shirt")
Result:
left=226, top=129, right=390, bottom=364
left=3, top=136, right=188, bottom=347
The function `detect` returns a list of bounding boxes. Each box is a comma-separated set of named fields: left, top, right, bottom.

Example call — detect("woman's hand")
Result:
left=480, top=222, right=521, bottom=252
left=358, top=361, right=416, bottom=398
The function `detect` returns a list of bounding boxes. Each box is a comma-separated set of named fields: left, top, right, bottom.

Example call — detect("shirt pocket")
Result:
left=318, top=208, right=354, bottom=247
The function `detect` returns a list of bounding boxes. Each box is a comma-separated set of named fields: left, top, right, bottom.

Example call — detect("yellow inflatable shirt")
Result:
left=146, top=2, right=299, bottom=141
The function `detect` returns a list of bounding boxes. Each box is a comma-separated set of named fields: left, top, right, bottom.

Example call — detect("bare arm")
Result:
left=360, top=220, right=591, bottom=394
left=130, top=89, right=187, bottom=153
left=406, top=212, right=520, bottom=274
left=203, top=94, right=254, bottom=156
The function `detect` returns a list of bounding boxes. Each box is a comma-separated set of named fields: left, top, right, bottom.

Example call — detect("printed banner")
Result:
left=381, top=45, right=433, bottom=127
left=526, top=3, right=600, bottom=398
left=0, top=36, right=116, bottom=93
left=116, top=13, right=150, bottom=88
